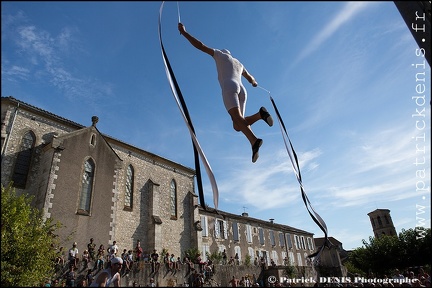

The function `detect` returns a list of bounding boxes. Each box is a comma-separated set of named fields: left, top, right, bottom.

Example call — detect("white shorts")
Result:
left=221, top=79, right=247, bottom=115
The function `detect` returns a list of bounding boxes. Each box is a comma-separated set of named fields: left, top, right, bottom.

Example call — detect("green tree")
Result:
left=348, top=227, right=431, bottom=276
left=244, top=254, right=252, bottom=266
left=183, top=247, right=201, bottom=263
left=206, top=250, right=223, bottom=264
left=1, top=184, right=62, bottom=287
left=398, top=227, right=431, bottom=268
left=284, top=264, right=297, bottom=278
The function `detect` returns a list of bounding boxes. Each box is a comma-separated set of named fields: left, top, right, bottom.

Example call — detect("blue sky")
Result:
left=1, top=1, right=430, bottom=250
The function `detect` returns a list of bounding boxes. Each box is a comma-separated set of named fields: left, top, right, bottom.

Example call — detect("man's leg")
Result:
left=228, top=107, right=263, bottom=163
left=244, top=107, right=273, bottom=127
left=228, top=107, right=257, bottom=145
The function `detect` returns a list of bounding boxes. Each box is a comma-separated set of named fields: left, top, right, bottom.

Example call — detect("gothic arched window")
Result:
left=125, top=165, right=134, bottom=209
left=170, top=179, right=177, bottom=218
left=79, top=158, right=95, bottom=214
left=12, top=131, right=35, bottom=188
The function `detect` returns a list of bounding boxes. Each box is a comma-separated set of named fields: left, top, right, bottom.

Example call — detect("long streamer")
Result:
left=158, top=2, right=219, bottom=210
left=258, top=86, right=331, bottom=262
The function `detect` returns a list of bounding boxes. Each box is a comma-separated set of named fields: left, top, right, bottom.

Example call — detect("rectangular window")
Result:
left=234, top=246, right=241, bottom=264
left=258, top=228, right=265, bottom=245
left=307, top=237, right=314, bottom=250
left=294, top=235, right=300, bottom=249
left=289, top=252, right=295, bottom=265
left=215, top=219, right=227, bottom=239
left=272, top=250, right=278, bottom=265
left=300, top=236, right=306, bottom=249
left=297, top=252, right=303, bottom=266
left=282, top=251, right=287, bottom=265
left=233, top=222, right=239, bottom=242
left=202, top=244, right=210, bottom=262
left=222, top=220, right=228, bottom=239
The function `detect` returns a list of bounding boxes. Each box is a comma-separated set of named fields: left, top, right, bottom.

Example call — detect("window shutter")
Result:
left=286, top=233, right=293, bottom=249
left=246, top=225, right=253, bottom=243
left=233, top=222, right=239, bottom=241
left=214, top=219, right=220, bottom=238
left=201, top=216, right=208, bottom=237
left=279, top=232, right=285, bottom=247
left=223, top=221, right=228, bottom=239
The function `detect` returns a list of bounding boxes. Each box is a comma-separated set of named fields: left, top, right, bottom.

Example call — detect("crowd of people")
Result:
left=48, top=238, right=260, bottom=287
left=45, top=238, right=430, bottom=287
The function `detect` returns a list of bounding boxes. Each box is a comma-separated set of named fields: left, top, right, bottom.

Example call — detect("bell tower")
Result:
left=367, top=209, right=397, bottom=238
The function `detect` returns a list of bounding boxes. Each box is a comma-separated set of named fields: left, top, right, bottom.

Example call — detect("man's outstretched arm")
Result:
left=242, top=68, right=258, bottom=87
left=178, top=23, right=214, bottom=56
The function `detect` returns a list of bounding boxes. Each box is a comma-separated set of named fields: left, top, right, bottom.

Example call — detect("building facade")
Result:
left=1, top=96, right=314, bottom=267
left=198, top=208, right=315, bottom=268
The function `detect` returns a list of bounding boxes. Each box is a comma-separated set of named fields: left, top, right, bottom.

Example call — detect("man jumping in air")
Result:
left=178, top=23, right=273, bottom=163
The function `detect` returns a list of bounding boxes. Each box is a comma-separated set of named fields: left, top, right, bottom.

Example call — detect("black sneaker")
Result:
left=259, top=107, right=273, bottom=127
left=252, top=139, right=263, bottom=163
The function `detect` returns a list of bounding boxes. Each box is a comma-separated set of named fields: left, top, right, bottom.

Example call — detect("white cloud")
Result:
left=292, top=2, right=375, bottom=67
left=214, top=147, right=322, bottom=210
left=2, top=13, right=114, bottom=102
left=1, top=65, right=30, bottom=81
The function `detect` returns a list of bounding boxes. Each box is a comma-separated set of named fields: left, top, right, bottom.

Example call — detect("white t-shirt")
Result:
left=213, top=49, right=244, bottom=86
left=69, top=247, right=79, bottom=259
left=109, top=244, right=118, bottom=256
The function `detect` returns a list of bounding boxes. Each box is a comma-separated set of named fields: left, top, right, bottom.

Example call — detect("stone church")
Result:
left=1, top=96, right=315, bottom=268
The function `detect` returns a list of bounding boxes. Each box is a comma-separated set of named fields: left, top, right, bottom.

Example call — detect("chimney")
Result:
left=92, top=116, right=99, bottom=126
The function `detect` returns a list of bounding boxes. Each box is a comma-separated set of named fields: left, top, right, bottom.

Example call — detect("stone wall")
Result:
left=111, top=263, right=317, bottom=287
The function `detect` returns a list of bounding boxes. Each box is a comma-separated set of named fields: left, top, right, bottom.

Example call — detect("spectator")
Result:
left=94, top=244, right=105, bottom=270
left=86, top=269, right=94, bottom=286
left=393, top=269, right=404, bottom=280
left=150, top=249, right=160, bottom=273
left=69, top=242, right=79, bottom=268
left=108, top=241, right=119, bottom=259
left=65, top=265, right=76, bottom=287
left=87, top=238, right=96, bottom=262
left=125, top=250, right=133, bottom=274
left=222, top=249, right=227, bottom=265
left=176, top=256, right=183, bottom=271
left=184, top=256, right=194, bottom=275
left=239, top=276, right=245, bottom=287
left=147, top=277, right=156, bottom=287
left=163, top=252, right=171, bottom=271
left=89, top=256, right=123, bottom=287
left=55, top=246, right=65, bottom=267
left=228, top=256, right=235, bottom=265
left=229, top=276, right=239, bottom=287
left=234, top=253, right=240, bottom=265
left=170, top=254, right=177, bottom=271
left=82, top=250, right=90, bottom=271
left=134, top=241, right=143, bottom=263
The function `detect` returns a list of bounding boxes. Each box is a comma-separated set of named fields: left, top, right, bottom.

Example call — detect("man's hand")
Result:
left=178, top=23, right=186, bottom=35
